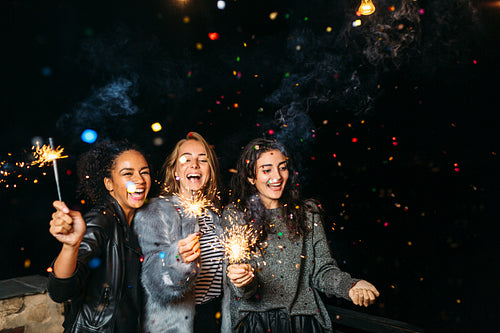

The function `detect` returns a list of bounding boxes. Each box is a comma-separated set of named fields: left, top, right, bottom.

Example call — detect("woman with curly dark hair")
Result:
left=47, top=140, right=151, bottom=333
left=223, top=138, right=380, bottom=333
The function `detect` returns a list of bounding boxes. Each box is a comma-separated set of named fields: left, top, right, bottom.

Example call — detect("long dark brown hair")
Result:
left=230, top=138, right=309, bottom=240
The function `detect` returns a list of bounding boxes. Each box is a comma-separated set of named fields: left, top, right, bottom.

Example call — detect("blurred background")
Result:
left=1, top=0, right=498, bottom=331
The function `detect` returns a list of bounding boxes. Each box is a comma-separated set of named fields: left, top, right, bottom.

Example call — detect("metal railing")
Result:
left=328, top=305, right=424, bottom=333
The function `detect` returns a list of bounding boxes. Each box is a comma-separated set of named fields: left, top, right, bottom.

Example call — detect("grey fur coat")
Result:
left=134, top=195, right=231, bottom=333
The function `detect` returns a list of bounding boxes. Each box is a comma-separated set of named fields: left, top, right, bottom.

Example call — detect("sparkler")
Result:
left=177, top=192, right=215, bottom=218
left=31, top=138, right=67, bottom=201
left=221, top=223, right=258, bottom=264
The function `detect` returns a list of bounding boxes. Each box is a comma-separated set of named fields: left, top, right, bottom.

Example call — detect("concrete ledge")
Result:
left=0, top=275, right=63, bottom=333
left=0, top=275, right=48, bottom=300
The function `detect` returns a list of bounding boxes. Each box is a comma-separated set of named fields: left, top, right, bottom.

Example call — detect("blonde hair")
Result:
left=160, top=132, right=221, bottom=209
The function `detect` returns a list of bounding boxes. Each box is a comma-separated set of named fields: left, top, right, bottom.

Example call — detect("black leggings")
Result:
left=237, top=308, right=325, bottom=333
left=194, top=296, right=222, bottom=333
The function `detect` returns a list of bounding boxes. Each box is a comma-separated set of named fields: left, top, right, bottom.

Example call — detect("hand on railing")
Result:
left=349, top=280, right=380, bottom=307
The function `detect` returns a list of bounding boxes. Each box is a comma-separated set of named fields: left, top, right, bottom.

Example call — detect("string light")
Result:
left=358, top=0, right=376, bottom=16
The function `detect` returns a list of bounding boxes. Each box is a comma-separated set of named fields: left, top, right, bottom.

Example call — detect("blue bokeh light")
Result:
left=89, top=257, right=101, bottom=269
left=81, top=129, right=98, bottom=143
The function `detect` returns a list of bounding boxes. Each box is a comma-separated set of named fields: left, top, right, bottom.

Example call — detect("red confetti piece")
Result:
left=208, top=32, right=220, bottom=40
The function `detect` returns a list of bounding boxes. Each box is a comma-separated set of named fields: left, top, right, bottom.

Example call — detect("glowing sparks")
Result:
left=221, top=224, right=258, bottom=264
left=30, top=138, right=66, bottom=200
left=31, top=143, right=67, bottom=167
left=177, top=193, right=216, bottom=217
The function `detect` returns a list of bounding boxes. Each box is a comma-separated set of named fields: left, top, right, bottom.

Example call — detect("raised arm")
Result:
left=49, top=200, right=86, bottom=278
left=48, top=201, right=111, bottom=303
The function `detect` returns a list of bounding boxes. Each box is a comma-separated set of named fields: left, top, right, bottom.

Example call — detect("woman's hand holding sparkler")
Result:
left=50, top=201, right=86, bottom=278
left=348, top=280, right=380, bottom=307
left=227, top=263, right=254, bottom=288
left=50, top=201, right=86, bottom=248
left=177, top=232, right=202, bottom=263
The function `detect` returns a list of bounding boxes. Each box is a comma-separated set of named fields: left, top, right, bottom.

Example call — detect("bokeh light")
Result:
left=151, top=122, right=162, bottom=132
left=81, top=129, right=98, bottom=144
left=208, top=32, right=220, bottom=40
left=88, top=258, right=101, bottom=269
left=217, top=0, right=226, bottom=10
left=126, top=181, right=136, bottom=193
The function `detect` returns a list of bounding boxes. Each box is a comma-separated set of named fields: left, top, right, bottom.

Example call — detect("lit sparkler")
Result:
left=177, top=192, right=215, bottom=217
left=31, top=138, right=67, bottom=201
left=31, top=140, right=67, bottom=167
left=221, top=223, right=258, bottom=264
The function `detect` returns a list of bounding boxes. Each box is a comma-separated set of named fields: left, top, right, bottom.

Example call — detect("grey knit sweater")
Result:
left=222, top=202, right=359, bottom=332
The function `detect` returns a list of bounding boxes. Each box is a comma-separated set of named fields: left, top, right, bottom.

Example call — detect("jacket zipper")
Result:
left=92, top=285, right=110, bottom=327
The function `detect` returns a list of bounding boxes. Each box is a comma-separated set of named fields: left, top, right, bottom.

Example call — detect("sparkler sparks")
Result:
left=221, top=223, right=258, bottom=264
left=31, top=138, right=67, bottom=201
left=31, top=142, right=67, bottom=167
left=177, top=192, right=216, bottom=217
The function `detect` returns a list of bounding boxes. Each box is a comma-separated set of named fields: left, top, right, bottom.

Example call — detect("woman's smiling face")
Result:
left=104, top=149, right=151, bottom=222
left=249, top=149, right=289, bottom=209
left=174, top=139, right=211, bottom=197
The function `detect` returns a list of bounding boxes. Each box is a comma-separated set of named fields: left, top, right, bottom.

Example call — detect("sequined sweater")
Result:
left=222, top=202, right=360, bottom=332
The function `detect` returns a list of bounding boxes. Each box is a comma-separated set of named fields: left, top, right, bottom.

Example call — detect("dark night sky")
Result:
left=1, top=0, right=499, bottom=332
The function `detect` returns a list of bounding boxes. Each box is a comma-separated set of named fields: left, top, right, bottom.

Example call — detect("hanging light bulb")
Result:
left=358, top=0, right=376, bottom=16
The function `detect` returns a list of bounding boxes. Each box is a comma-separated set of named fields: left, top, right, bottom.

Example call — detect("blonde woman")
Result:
left=134, top=132, right=228, bottom=333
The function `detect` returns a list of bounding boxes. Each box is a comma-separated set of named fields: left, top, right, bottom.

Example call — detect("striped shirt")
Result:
left=195, top=212, right=224, bottom=305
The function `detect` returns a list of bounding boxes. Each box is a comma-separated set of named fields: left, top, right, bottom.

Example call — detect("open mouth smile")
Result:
left=129, top=188, right=146, bottom=201
left=267, top=180, right=283, bottom=191
left=186, top=173, right=202, bottom=182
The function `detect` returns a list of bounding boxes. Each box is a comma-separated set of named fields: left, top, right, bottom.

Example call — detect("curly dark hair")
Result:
left=230, top=138, right=310, bottom=240
left=76, top=140, right=146, bottom=205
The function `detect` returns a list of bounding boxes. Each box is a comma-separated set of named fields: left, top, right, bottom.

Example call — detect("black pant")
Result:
left=194, top=296, right=222, bottom=333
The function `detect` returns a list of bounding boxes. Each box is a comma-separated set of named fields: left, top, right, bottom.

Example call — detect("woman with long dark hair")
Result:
left=223, top=138, right=379, bottom=333
left=47, top=140, right=152, bottom=332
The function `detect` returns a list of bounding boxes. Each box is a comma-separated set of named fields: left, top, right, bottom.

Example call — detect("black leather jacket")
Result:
left=47, top=195, right=142, bottom=333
